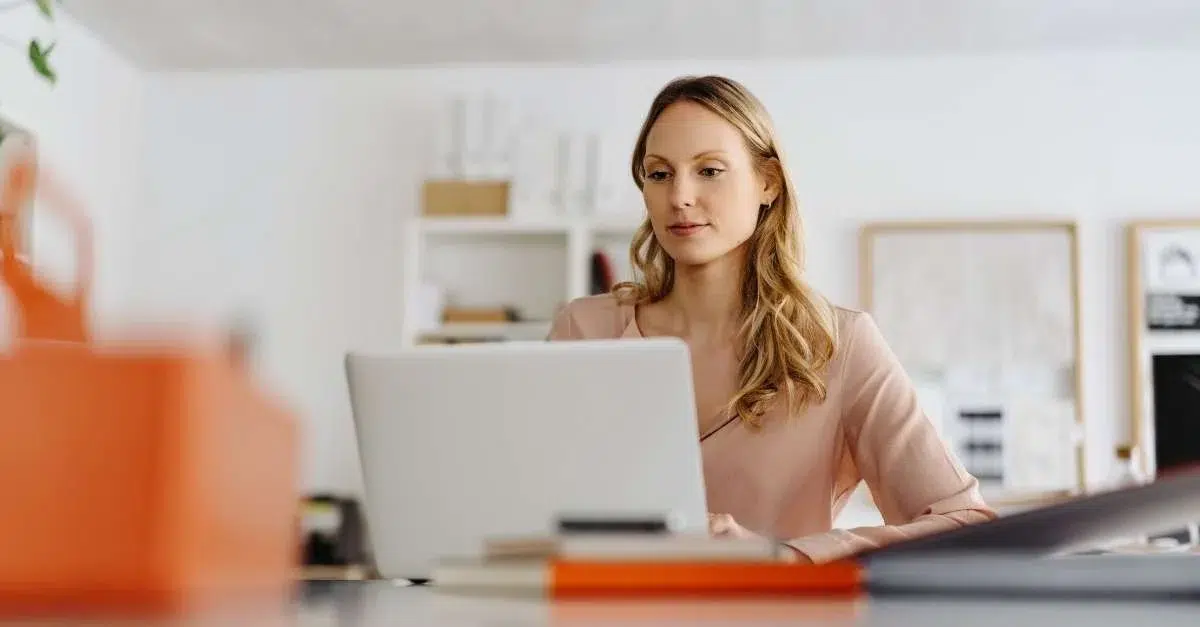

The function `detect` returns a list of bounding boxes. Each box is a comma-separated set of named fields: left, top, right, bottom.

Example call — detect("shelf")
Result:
left=401, top=215, right=642, bottom=346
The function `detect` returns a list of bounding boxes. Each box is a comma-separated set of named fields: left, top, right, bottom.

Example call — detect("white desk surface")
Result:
left=295, top=581, right=1200, bottom=627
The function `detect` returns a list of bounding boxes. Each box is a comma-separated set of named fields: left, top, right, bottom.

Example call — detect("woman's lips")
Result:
left=668, top=224, right=708, bottom=236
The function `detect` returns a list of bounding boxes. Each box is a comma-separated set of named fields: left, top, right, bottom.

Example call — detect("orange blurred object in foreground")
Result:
left=0, top=142, right=88, bottom=342
left=0, top=149, right=301, bottom=617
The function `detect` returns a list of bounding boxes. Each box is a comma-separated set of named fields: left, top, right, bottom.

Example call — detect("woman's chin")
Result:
left=663, top=245, right=732, bottom=268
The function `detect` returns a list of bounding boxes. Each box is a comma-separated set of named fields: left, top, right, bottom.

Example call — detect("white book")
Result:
left=483, top=532, right=783, bottom=562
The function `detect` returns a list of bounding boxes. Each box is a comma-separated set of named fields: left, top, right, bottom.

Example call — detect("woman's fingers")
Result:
left=708, top=513, right=736, bottom=536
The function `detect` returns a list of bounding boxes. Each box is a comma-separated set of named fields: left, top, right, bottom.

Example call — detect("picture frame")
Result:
left=1126, top=220, right=1200, bottom=480
left=859, top=220, right=1086, bottom=501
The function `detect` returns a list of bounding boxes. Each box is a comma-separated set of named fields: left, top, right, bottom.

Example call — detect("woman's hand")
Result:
left=707, top=513, right=760, bottom=540
left=708, top=513, right=814, bottom=564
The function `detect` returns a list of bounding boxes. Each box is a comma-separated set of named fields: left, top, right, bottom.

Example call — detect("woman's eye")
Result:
left=699, top=167, right=724, bottom=177
left=647, top=171, right=670, bottom=182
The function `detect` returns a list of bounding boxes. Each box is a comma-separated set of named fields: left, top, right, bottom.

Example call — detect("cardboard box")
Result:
left=422, top=179, right=509, bottom=217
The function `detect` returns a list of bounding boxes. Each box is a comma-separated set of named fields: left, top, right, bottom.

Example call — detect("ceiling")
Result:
left=61, top=0, right=1200, bottom=70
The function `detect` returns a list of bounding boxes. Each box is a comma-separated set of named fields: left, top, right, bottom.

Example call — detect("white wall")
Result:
left=134, top=49, right=1200, bottom=496
left=0, top=8, right=144, bottom=333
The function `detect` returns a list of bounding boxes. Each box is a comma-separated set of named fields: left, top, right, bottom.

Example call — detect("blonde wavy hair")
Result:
left=613, top=75, right=839, bottom=427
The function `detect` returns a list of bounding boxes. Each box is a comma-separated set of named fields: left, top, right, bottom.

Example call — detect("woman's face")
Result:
left=640, top=101, right=773, bottom=268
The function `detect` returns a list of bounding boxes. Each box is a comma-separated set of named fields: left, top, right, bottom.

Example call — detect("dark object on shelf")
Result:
left=302, top=494, right=368, bottom=567
left=590, top=250, right=615, bottom=294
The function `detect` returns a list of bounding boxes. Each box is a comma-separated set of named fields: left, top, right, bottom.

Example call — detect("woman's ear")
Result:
left=760, top=157, right=782, bottom=208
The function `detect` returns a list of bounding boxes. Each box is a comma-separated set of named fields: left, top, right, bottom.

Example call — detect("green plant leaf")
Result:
left=33, top=0, right=52, bottom=18
left=28, top=39, right=55, bottom=84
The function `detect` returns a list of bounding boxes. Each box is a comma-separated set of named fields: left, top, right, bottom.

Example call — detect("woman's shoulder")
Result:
left=830, top=304, right=871, bottom=335
left=547, top=292, right=635, bottom=340
left=827, top=303, right=897, bottom=374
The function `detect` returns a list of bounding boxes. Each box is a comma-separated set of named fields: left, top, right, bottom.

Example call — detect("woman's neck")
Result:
left=660, top=249, right=746, bottom=345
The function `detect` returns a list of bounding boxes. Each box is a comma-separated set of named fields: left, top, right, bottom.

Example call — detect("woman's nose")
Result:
left=669, top=177, right=696, bottom=209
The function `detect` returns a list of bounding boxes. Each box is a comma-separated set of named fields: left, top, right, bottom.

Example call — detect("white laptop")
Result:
left=344, top=338, right=708, bottom=580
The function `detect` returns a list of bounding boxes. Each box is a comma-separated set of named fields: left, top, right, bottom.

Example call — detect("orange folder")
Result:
left=549, top=560, right=864, bottom=599
left=0, top=150, right=301, bottom=617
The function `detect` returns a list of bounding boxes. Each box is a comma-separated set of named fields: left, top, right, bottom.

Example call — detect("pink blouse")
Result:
left=547, top=293, right=996, bottom=563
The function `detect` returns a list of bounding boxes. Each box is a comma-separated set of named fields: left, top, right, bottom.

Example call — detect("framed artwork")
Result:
left=859, top=220, right=1085, bottom=501
left=1127, top=220, right=1200, bottom=479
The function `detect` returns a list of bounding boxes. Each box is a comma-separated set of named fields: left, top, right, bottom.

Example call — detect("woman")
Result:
left=547, top=75, right=995, bottom=564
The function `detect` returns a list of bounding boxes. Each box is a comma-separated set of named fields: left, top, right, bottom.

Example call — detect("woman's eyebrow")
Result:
left=644, top=150, right=729, bottom=162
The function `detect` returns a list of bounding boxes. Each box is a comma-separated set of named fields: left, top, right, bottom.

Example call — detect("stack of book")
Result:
left=429, top=469, right=1200, bottom=600
left=431, top=520, right=862, bottom=598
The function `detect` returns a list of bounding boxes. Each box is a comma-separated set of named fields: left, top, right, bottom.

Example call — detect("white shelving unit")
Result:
left=400, top=215, right=643, bottom=345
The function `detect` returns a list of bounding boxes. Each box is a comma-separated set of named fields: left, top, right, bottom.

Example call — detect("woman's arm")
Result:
left=784, top=312, right=997, bottom=564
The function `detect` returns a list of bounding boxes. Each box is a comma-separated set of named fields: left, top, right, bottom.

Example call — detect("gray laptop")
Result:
left=344, top=338, right=708, bottom=580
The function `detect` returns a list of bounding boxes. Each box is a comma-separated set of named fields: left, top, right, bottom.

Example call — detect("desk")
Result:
left=296, top=581, right=1200, bottom=626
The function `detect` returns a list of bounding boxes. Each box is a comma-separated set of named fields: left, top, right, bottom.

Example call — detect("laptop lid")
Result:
left=344, top=338, right=708, bottom=580
left=862, top=465, right=1200, bottom=560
